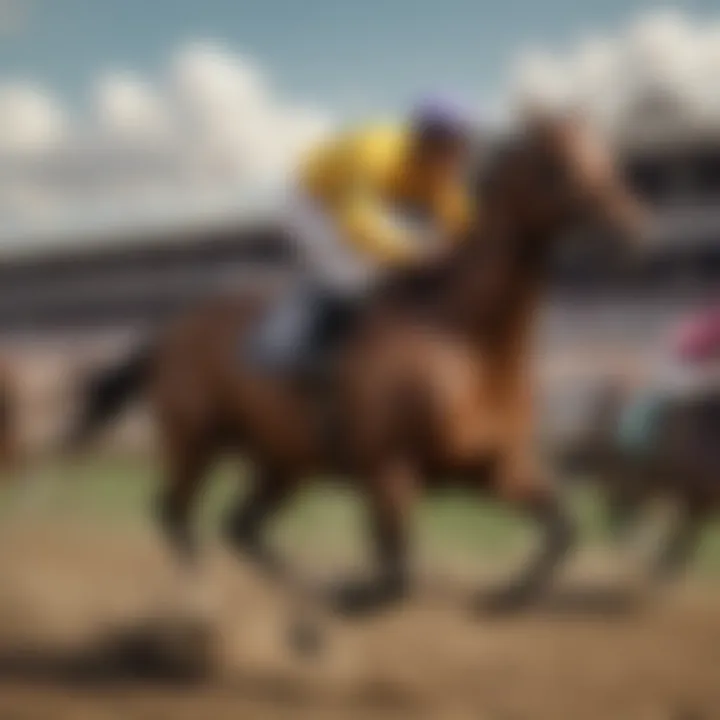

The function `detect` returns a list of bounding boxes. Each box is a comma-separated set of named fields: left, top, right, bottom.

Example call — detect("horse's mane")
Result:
left=473, top=132, right=521, bottom=198
left=377, top=132, right=525, bottom=308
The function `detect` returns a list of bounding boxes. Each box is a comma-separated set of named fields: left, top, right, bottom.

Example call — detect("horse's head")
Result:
left=481, top=110, right=648, bottom=256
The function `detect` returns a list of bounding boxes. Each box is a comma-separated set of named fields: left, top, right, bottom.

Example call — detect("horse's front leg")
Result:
left=484, top=456, right=576, bottom=612
left=333, top=458, right=417, bottom=617
left=648, top=499, right=704, bottom=584
left=224, top=465, right=337, bottom=654
left=223, top=465, right=297, bottom=575
left=481, top=345, right=576, bottom=610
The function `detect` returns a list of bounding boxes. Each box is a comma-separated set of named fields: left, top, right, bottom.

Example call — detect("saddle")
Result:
left=298, top=289, right=363, bottom=389
left=244, top=281, right=363, bottom=391
left=286, top=289, right=364, bottom=467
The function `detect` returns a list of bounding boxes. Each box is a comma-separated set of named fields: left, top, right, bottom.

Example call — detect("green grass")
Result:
left=2, top=454, right=720, bottom=575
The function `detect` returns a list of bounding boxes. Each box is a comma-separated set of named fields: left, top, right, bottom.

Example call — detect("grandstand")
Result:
left=1, top=127, right=719, bottom=452
left=0, top=219, right=292, bottom=335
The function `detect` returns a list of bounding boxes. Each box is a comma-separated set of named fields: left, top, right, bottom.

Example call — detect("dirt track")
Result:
left=0, top=521, right=719, bottom=720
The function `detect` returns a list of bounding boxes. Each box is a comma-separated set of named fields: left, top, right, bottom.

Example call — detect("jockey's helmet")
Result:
left=410, top=94, right=474, bottom=144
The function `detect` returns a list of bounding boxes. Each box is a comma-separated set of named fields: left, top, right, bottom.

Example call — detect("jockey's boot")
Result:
left=294, top=290, right=360, bottom=391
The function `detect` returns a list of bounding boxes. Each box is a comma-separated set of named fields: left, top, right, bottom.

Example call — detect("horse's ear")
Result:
left=517, top=98, right=588, bottom=135
left=516, top=100, right=563, bottom=140
left=558, top=103, right=592, bottom=133
left=517, top=99, right=552, bottom=127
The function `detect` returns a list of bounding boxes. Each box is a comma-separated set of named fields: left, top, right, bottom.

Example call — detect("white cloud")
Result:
left=510, top=10, right=720, bottom=140
left=168, top=43, right=330, bottom=185
left=172, top=43, right=268, bottom=122
left=0, top=83, right=66, bottom=154
left=0, top=41, right=333, bottom=245
left=95, top=72, right=171, bottom=139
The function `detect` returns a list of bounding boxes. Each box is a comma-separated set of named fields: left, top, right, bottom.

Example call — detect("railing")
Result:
left=0, top=214, right=718, bottom=333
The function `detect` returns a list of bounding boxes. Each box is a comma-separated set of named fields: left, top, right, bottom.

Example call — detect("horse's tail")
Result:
left=64, top=341, right=156, bottom=451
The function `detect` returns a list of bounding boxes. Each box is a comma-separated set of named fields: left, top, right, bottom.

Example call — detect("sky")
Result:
left=1, top=0, right=719, bottom=249
left=2, top=0, right=718, bottom=116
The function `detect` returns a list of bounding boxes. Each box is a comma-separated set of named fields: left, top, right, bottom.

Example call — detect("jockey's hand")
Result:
left=380, top=208, right=450, bottom=267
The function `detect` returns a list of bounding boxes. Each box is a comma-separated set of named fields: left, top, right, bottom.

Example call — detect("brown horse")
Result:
left=561, top=376, right=720, bottom=583
left=70, top=112, right=646, bottom=617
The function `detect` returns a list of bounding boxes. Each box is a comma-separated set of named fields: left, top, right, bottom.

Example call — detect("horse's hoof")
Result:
left=287, top=618, right=324, bottom=658
left=332, top=582, right=376, bottom=617
left=476, top=585, right=536, bottom=616
left=331, top=580, right=405, bottom=618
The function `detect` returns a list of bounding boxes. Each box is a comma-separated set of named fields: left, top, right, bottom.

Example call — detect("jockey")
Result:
left=649, top=304, right=720, bottom=398
left=618, top=304, right=720, bottom=454
left=246, top=94, right=476, bottom=375
left=664, top=304, right=720, bottom=396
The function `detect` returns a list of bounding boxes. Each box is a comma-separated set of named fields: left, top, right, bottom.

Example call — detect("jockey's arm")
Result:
left=336, top=176, right=473, bottom=266
left=337, top=183, right=421, bottom=266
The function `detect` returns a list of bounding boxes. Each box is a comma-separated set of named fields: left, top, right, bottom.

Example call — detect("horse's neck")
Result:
left=439, top=215, right=548, bottom=347
left=375, top=208, right=551, bottom=352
